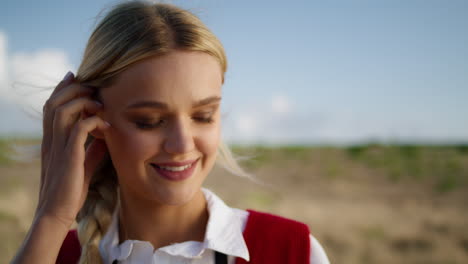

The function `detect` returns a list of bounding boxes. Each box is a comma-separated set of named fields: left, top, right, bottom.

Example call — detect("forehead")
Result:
left=101, top=50, right=223, bottom=110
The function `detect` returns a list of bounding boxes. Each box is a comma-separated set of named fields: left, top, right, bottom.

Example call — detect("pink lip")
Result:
left=151, top=159, right=199, bottom=182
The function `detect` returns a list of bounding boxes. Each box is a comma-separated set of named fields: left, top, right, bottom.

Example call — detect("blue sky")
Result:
left=0, top=0, right=467, bottom=144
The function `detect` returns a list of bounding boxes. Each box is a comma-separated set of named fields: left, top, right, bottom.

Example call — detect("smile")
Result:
left=150, top=159, right=199, bottom=181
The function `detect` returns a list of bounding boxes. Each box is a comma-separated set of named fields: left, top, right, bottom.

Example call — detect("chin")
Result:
left=153, top=184, right=202, bottom=206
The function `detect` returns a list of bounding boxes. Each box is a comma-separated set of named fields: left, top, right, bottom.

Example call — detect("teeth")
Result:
left=154, top=163, right=192, bottom=172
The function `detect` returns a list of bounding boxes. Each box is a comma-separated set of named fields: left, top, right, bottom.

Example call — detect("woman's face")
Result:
left=99, top=50, right=222, bottom=206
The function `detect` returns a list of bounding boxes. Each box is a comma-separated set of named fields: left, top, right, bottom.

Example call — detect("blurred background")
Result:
left=1, top=0, right=467, bottom=263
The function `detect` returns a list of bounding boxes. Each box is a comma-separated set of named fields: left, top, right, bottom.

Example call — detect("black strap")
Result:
left=113, top=251, right=227, bottom=264
left=215, top=250, right=228, bottom=264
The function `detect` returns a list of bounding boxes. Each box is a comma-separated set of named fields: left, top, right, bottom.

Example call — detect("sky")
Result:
left=0, top=0, right=467, bottom=145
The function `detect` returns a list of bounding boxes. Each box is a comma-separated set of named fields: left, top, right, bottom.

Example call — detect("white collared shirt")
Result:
left=99, top=188, right=330, bottom=264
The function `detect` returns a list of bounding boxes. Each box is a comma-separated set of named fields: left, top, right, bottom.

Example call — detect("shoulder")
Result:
left=243, top=210, right=331, bottom=264
left=241, top=209, right=311, bottom=263
left=244, top=209, right=310, bottom=235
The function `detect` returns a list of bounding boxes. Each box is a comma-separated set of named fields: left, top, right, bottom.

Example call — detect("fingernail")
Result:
left=104, top=121, right=111, bottom=127
left=95, top=101, right=103, bottom=107
left=63, top=71, right=74, bottom=81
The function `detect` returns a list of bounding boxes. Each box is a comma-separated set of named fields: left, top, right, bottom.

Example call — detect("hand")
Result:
left=36, top=71, right=110, bottom=228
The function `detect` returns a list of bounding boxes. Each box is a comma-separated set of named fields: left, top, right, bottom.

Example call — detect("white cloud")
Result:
left=271, top=95, right=291, bottom=114
left=11, top=49, right=74, bottom=115
left=0, top=31, right=74, bottom=135
left=0, top=32, right=8, bottom=93
left=223, top=97, right=330, bottom=144
left=222, top=95, right=468, bottom=145
left=235, top=114, right=257, bottom=136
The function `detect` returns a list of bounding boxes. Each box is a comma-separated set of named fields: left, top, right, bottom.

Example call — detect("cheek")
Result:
left=197, top=124, right=221, bottom=160
left=105, top=125, right=160, bottom=164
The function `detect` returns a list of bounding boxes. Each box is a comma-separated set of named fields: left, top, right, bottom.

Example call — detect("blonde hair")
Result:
left=74, top=1, right=253, bottom=263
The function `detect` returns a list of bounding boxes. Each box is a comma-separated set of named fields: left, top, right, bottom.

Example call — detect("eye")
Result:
left=194, top=117, right=213, bottom=123
left=135, top=119, right=164, bottom=129
left=193, top=113, right=214, bottom=123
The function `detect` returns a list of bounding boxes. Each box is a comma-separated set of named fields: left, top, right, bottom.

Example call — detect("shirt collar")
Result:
left=99, top=187, right=250, bottom=263
left=202, top=188, right=250, bottom=260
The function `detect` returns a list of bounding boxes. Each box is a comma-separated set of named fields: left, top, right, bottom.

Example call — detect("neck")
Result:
left=117, top=188, right=209, bottom=249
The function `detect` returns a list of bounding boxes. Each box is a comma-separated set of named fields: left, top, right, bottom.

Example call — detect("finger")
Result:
left=49, top=84, right=95, bottom=106
left=43, top=84, right=95, bottom=152
left=43, top=84, right=94, bottom=147
left=84, top=138, right=108, bottom=185
left=40, top=71, right=75, bottom=193
left=52, top=98, right=104, bottom=147
left=42, top=71, right=75, bottom=117
left=66, top=116, right=111, bottom=177
left=48, top=71, right=75, bottom=100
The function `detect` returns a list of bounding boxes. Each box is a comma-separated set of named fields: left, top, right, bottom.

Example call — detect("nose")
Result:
left=163, top=117, right=195, bottom=155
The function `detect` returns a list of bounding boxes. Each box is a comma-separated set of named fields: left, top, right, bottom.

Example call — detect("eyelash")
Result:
left=135, top=116, right=214, bottom=130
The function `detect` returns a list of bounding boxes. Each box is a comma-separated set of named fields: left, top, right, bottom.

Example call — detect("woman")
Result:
left=12, top=2, right=330, bottom=263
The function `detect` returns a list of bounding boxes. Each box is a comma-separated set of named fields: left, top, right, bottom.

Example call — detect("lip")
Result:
left=151, top=159, right=199, bottom=182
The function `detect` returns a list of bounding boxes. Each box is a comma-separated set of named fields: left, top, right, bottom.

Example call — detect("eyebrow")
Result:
left=126, top=96, right=222, bottom=110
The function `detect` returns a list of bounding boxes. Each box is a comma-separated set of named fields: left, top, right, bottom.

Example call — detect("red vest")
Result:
left=56, top=209, right=310, bottom=264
